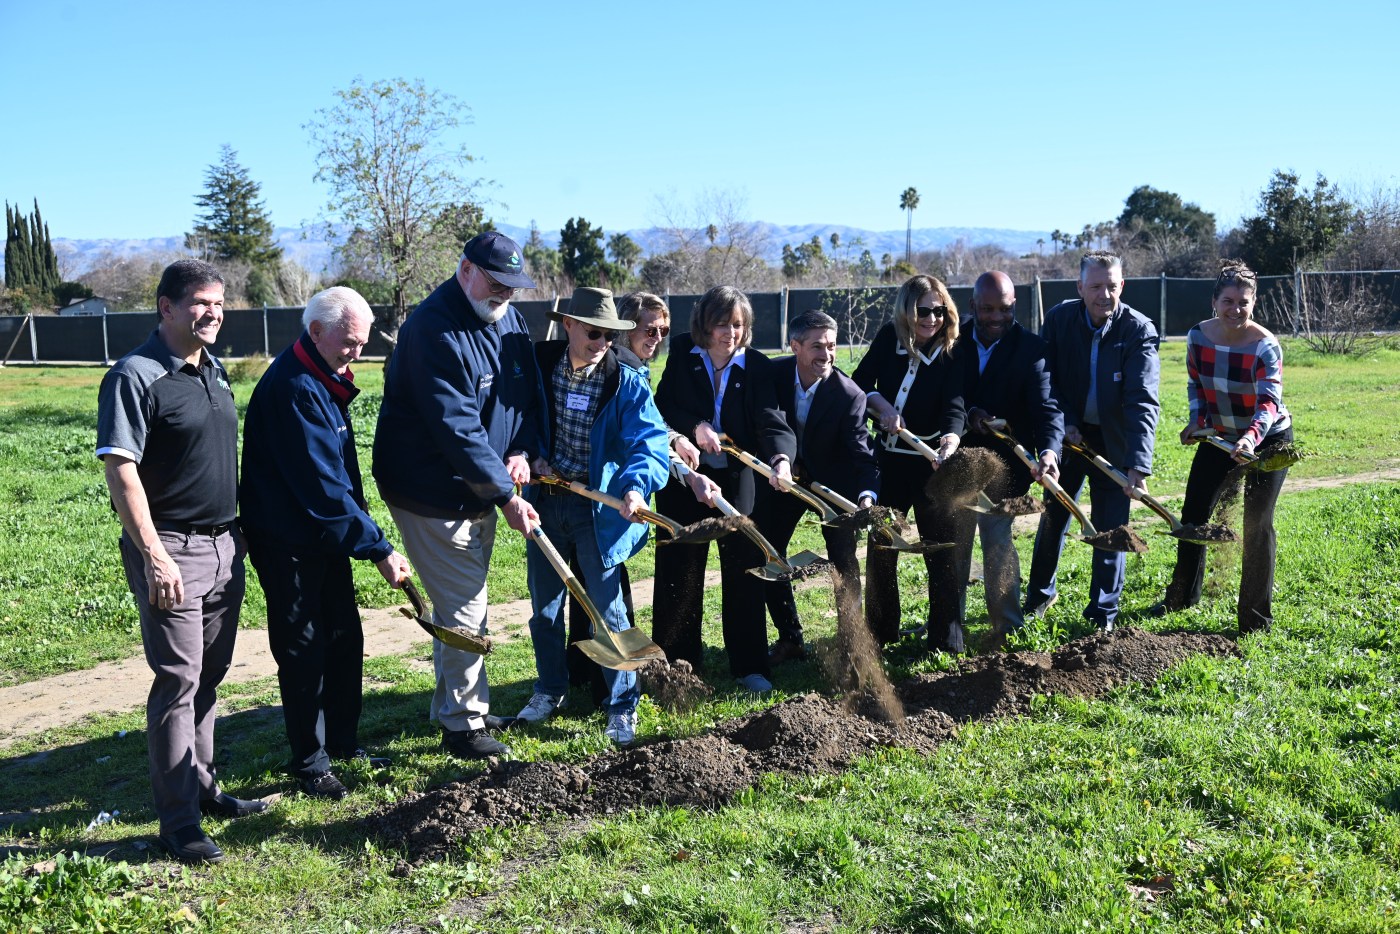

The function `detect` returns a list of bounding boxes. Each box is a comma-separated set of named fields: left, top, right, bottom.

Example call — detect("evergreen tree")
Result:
left=186, top=145, right=282, bottom=270
left=4, top=199, right=60, bottom=291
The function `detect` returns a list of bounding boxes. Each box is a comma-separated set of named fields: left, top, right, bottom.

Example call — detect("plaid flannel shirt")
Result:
left=549, top=355, right=604, bottom=481
left=1186, top=326, right=1291, bottom=446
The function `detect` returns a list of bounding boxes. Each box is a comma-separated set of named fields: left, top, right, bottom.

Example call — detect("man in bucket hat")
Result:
left=514, top=287, right=670, bottom=746
left=373, top=231, right=543, bottom=760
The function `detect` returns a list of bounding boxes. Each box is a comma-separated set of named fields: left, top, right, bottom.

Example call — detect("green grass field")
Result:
left=2, top=343, right=1399, bottom=931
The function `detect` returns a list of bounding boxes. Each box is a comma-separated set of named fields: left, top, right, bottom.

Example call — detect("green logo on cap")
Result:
left=508, top=251, right=521, bottom=268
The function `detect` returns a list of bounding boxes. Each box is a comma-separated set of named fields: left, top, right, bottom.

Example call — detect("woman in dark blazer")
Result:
left=851, top=274, right=966, bottom=645
left=653, top=286, right=796, bottom=691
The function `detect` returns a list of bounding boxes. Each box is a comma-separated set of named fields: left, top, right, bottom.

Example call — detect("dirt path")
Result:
left=0, top=571, right=717, bottom=748
left=2, top=466, right=1394, bottom=748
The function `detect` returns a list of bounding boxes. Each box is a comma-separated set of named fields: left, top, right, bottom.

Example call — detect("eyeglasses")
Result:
left=584, top=329, right=617, bottom=342
left=477, top=267, right=518, bottom=296
left=915, top=305, right=947, bottom=319
left=642, top=325, right=670, bottom=339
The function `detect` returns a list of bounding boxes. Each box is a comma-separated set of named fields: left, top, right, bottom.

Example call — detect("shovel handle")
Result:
left=717, top=436, right=840, bottom=522
left=670, top=457, right=789, bottom=568
left=893, top=427, right=945, bottom=464
left=807, top=480, right=861, bottom=513
left=1192, top=429, right=1258, bottom=464
left=984, top=420, right=1097, bottom=536
left=1066, top=441, right=1181, bottom=529
left=527, top=524, right=609, bottom=629
left=536, top=475, right=683, bottom=537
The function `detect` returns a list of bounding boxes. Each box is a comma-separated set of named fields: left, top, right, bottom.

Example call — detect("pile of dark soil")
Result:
left=638, top=659, right=713, bottom=712
left=1082, top=525, right=1149, bottom=553
left=991, top=494, right=1044, bottom=516
left=368, top=628, right=1239, bottom=864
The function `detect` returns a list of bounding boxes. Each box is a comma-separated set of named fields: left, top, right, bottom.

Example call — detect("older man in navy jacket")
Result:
left=1024, top=251, right=1160, bottom=630
left=241, top=287, right=412, bottom=800
left=756, top=310, right=879, bottom=664
left=943, top=272, right=1063, bottom=650
left=373, top=231, right=543, bottom=760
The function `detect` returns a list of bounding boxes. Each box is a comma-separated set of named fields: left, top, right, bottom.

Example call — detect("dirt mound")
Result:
left=638, top=659, right=713, bottom=712
left=366, top=627, right=1238, bottom=864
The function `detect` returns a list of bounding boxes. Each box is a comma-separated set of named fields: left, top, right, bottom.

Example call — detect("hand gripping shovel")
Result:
left=805, top=479, right=951, bottom=553
left=535, top=474, right=742, bottom=544
left=717, top=434, right=842, bottom=526
left=670, top=458, right=830, bottom=581
left=1192, top=429, right=1304, bottom=472
left=399, top=579, right=494, bottom=655
left=1066, top=439, right=1239, bottom=546
left=526, top=522, right=666, bottom=671
left=982, top=420, right=1147, bottom=554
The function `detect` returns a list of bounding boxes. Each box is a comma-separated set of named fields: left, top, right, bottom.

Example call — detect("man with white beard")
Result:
left=373, top=231, right=543, bottom=760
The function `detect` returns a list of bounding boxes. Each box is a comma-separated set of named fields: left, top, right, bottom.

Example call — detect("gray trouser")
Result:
left=387, top=505, right=496, bottom=732
left=120, top=528, right=244, bottom=835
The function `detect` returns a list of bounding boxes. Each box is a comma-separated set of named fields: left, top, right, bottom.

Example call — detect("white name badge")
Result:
left=566, top=392, right=590, bottom=412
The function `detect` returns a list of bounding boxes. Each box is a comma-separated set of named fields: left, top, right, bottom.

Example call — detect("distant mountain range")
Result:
left=41, top=222, right=1056, bottom=277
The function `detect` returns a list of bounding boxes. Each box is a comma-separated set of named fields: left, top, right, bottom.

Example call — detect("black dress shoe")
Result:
left=330, top=748, right=392, bottom=769
left=483, top=714, right=517, bottom=732
left=200, top=792, right=269, bottom=819
left=299, top=771, right=349, bottom=800
left=158, top=824, right=224, bottom=864
left=767, top=639, right=808, bottom=665
left=441, top=727, right=510, bottom=759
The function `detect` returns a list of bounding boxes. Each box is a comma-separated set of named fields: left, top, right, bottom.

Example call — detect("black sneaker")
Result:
left=158, top=824, right=224, bottom=864
left=1022, top=594, right=1059, bottom=620
left=299, top=771, right=349, bottom=801
left=200, top=792, right=269, bottom=819
left=329, top=748, right=391, bottom=770
left=441, top=727, right=510, bottom=760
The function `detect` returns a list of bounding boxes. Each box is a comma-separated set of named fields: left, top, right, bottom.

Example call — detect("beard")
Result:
left=468, top=293, right=510, bottom=324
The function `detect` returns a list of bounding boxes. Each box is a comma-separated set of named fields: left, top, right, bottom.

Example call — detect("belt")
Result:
left=154, top=521, right=234, bottom=537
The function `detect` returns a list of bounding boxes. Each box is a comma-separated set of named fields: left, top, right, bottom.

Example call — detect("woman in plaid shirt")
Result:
left=1153, top=261, right=1292, bottom=633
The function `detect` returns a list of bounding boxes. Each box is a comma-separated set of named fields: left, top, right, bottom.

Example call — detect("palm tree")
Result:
left=899, top=187, right=920, bottom=264
left=1051, top=229, right=1064, bottom=255
left=1036, top=237, right=1045, bottom=256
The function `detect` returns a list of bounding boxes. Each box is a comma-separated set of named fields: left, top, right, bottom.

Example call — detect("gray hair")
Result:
left=1078, top=250, right=1123, bottom=281
left=788, top=310, right=838, bottom=344
left=303, top=286, right=372, bottom=331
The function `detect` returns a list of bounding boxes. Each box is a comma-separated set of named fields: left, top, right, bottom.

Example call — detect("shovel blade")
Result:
left=402, top=609, right=493, bottom=656
left=746, top=560, right=791, bottom=581
left=573, top=637, right=663, bottom=671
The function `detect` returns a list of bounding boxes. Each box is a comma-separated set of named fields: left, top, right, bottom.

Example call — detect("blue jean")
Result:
left=1024, top=427, right=1131, bottom=628
left=526, top=492, right=638, bottom=714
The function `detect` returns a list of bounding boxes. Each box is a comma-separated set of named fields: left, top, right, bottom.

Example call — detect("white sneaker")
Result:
left=735, top=673, right=773, bottom=693
left=605, top=710, right=637, bottom=747
left=515, top=692, right=564, bottom=723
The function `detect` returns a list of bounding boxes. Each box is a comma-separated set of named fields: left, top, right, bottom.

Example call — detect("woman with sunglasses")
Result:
left=1151, top=260, right=1292, bottom=634
left=851, top=274, right=966, bottom=646
left=652, top=286, right=796, bottom=692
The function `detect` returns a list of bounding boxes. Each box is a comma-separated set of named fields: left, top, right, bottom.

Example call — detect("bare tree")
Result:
left=305, top=78, right=489, bottom=345
left=648, top=188, right=774, bottom=292
left=1260, top=272, right=1387, bottom=356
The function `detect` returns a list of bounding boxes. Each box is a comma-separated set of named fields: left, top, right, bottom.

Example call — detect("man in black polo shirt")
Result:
left=97, top=260, right=265, bottom=865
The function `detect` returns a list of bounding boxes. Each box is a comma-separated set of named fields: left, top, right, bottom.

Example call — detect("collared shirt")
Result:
left=973, top=334, right=1000, bottom=375
left=96, top=329, right=238, bottom=526
left=1082, top=304, right=1118, bottom=426
left=692, top=344, right=747, bottom=468
left=549, top=356, right=604, bottom=481
left=793, top=371, right=823, bottom=439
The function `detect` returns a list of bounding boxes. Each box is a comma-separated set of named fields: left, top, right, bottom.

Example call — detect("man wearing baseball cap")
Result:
left=373, top=230, right=543, bottom=760
left=513, top=288, right=669, bottom=745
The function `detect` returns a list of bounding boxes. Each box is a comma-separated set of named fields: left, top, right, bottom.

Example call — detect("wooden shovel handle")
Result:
left=717, top=435, right=839, bottom=521
left=669, top=457, right=787, bottom=566
left=893, top=427, right=944, bottom=464
left=1066, top=441, right=1180, bottom=529
left=527, top=524, right=607, bottom=627
left=536, top=475, right=680, bottom=536
left=1192, top=429, right=1258, bottom=464
left=984, top=420, right=1097, bottom=535
left=807, top=480, right=860, bottom=513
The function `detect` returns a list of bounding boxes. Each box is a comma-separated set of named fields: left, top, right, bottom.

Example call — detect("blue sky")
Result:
left=3, top=0, right=1395, bottom=242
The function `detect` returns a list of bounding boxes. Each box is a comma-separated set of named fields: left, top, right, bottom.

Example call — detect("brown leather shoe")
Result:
left=767, top=639, right=808, bottom=665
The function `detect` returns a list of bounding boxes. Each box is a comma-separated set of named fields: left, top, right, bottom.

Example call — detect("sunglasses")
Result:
left=584, top=328, right=617, bottom=342
left=642, top=325, right=671, bottom=339
left=915, top=305, right=947, bottom=319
